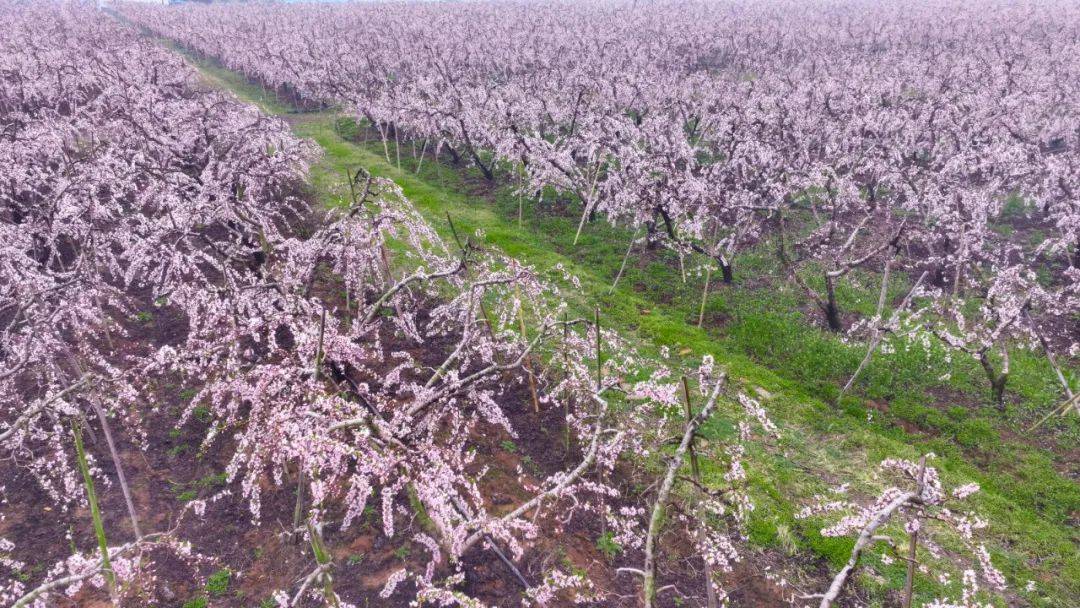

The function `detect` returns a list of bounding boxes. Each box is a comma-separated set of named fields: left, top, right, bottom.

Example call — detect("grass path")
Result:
left=182, top=51, right=1077, bottom=608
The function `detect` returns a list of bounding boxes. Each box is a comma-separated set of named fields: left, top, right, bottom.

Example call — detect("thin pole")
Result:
left=901, top=456, right=927, bottom=608
left=609, top=230, right=638, bottom=295
left=697, top=266, right=712, bottom=328
left=294, top=309, right=327, bottom=542
left=594, top=306, right=602, bottom=393
left=92, top=402, right=142, bottom=540
left=515, top=286, right=542, bottom=413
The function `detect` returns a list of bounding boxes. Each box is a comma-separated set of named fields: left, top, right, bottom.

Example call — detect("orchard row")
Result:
left=119, top=0, right=1080, bottom=409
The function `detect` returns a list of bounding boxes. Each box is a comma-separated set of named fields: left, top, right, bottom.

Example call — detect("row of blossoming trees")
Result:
left=1, top=2, right=790, bottom=606
left=0, top=1, right=1035, bottom=607
left=119, top=0, right=1079, bottom=412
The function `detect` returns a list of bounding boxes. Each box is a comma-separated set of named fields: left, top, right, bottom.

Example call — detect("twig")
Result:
left=361, top=259, right=466, bottom=325
left=595, top=307, right=602, bottom=393
left=9, top=537, right=160, bottom=608
left=0, top=374, right=96, bottom=443
left=462, top=394, right=616, bottom=551
left=515, top=285, right=542, bottom=413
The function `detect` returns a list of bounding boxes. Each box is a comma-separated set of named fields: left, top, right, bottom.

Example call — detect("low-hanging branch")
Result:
left=360, top=257, right=469, bottom=325
left=812, top=491, right=917, bottom=608
left=0, top=373, right=103, bottom=444
left=462, top=391, right=617, bottom=552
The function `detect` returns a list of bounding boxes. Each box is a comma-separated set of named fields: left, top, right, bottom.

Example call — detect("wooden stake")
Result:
left=901, top=456, right=927, bottom=608
left=609, top=230, right=638, bottom=295
left=379, top=124, right=391, bottom=163
left=594, top=306, right=602, bottom=393
left=92, top=402, right=142, bottom=540
left=394, top=125, right=401, bottom=170
left=517, top=167, right=524, bottom=229
left=446, top=211, right=464, bottom=252
left=697, top=266, right=712, bottom=328
left=682, top=376, right=717, bottom=608
left=515, top=286, right=542, bottom=413
left=681, top=377, right=701, bottom=479
left=415, top=138, right=428, bottom=174
left=563, top=311, right=571, bottom=454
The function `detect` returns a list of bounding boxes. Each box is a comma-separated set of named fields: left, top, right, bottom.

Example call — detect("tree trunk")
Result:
left=818, top=491, right=917, bottom=608
left=645, top=218, right=659, bottom=250
left=991, top=374, right=1007, bottom=409
left=979, top=353, right=1008, bottom=409
left=824, top=274, right=842, bottom=332
left=720, top=261, right=733, bottom=284
left=643, top=378, right=725, bottom=608
left=446, top=145, right=462, bottom=165
left=469, top=149, right=494, bottom=181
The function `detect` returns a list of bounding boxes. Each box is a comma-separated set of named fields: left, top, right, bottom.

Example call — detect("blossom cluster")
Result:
left=797, top=457, right=1008, bottom=606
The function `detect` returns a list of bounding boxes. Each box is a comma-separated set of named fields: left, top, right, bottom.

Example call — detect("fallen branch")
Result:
left=1024, top=309, right=1074, bottom=403
left=1029, top=392, right=1080, bottom=431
